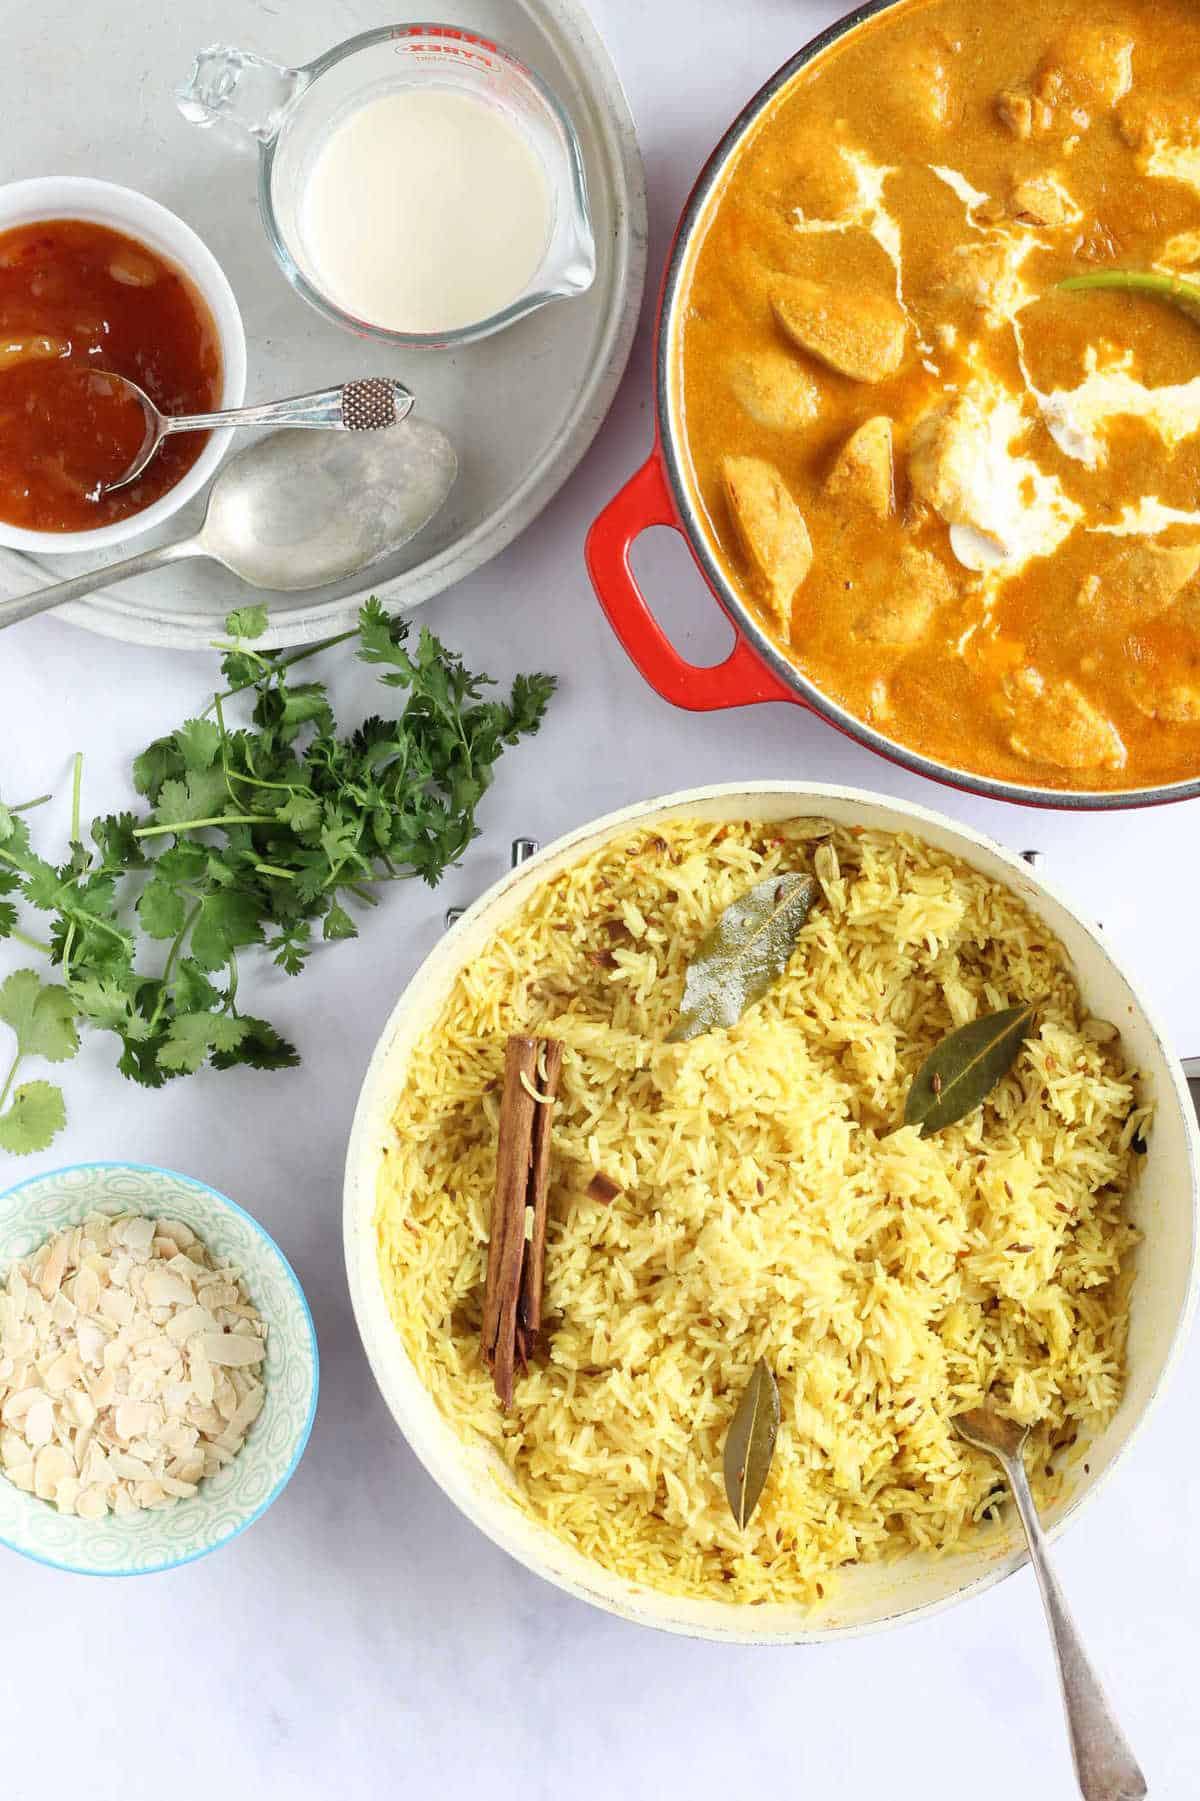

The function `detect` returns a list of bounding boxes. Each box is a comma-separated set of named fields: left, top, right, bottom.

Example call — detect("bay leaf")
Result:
left=904, top=1000, right=1041, bottom=1137
left=1059, top=269, right=1200, bottom=329
left=667, top=872, right=819, bottom=1042
left=724, top=1358, right=780, bottom=1529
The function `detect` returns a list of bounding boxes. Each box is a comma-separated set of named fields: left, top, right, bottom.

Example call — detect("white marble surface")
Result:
left=2, top=3, right=1199, bottom=1796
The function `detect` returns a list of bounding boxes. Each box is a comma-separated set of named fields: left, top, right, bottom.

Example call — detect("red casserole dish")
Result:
left=585, top=0, right=1200, bottom=813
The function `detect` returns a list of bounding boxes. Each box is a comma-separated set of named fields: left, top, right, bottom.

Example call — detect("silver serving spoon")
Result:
left=952, top=1408, right=1147, bottom=1800
left=0, top=422, right=458, bottom=632
left=100, top=374, right=415, bottom=493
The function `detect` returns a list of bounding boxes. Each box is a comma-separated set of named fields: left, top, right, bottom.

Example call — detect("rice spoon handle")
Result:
left=952, top=1411, right=1147, bottom=1800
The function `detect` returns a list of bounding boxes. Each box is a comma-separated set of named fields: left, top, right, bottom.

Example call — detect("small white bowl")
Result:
left=0, top=177, right=247, bottom=556
left=0, top=1162, right=318, bottom=1577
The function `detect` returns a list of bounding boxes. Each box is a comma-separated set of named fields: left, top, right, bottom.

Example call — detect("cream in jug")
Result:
left=299, top=87, right=554, bottom=336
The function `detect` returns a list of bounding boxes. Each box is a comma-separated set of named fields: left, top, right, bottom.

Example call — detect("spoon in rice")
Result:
left=951, top=1408, right=1147, bottom=1801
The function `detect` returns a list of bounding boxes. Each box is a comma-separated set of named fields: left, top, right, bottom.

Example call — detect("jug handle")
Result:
left=175, top=45, right=311, bottom=145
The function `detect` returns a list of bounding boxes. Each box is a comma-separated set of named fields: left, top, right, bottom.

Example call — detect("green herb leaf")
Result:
left=189, top=891, right=265, bottom=970
left=0, top=601, right=553, bottom=1153
left=66, top=974, right=139, bottom=1034
left=117, top=1031, right=172, bottom=1089
left=173, top=959, right=221, bottom=1014
left=0, top=970, right=79, bottom=1064
left=723, top=1359, right=780, bottom=1529
left=136, top=877, right=186, bottom=940
left=173, top=718, right=223, bottom=771
left=0, top=865, right=19, bottom=941
left=158, top=1012, right=248, bottom=1074
left=132, top=738, right=184, bottom=802
left=0, top=1081, right=67, bottom=1154
left=356, top=597, right=413, bottom=676
left=153, top=842, right=209, bottom=885
left=20, top=857, right=69, bottom=913
left=322, top=901, right=357, bottom=942
left=904, top=1001, right=1041, bottom=1137
left=1059, top=269, right=1200, bottom=328
left=267, top=920, right=312, bottom=976
left=277, top=792, right=322, bottom=835
left=152, top=768, right=230, bottom=828
left=668, top=872, right=820, bottom=1042
left=210, top=1016, right=300, bottom=1071
left=225, top=605, right=269, bottom=641
left=92, top=812, right=148, bottom=870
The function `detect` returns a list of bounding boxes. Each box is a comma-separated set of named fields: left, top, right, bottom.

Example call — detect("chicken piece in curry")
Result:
left=676, top=0, right=1200, bottom=790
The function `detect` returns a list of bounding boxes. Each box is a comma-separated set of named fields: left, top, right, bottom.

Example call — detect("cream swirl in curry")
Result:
left=677, top=0, right=1200, bottom=789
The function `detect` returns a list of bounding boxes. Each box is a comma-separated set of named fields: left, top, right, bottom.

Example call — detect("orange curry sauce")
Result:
left=676, top=0, right=1200, bottom=791
left=0, top=219, right=221, bottom=533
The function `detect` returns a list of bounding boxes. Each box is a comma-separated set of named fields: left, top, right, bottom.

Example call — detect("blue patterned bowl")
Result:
left=0, top=1162, right=318, bottom=1576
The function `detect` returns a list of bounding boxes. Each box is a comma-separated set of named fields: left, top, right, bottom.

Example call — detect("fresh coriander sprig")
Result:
left=0, top=601, right=555, bottom=1150
left=0, top=970, right=80, bottom=1154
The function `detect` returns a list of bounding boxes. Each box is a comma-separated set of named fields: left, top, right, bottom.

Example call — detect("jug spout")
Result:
left=175, top=45, right=309, bottom=145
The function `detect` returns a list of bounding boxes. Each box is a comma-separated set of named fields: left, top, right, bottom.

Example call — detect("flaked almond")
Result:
left=159, top=1474, right=199, bottom=1499
left=189, top=1348, right=214, bottom=1407
left=43, top=1346, right=82, bottom=1394
left=113, top=1216, right=155, bottom=1254
left=200, top=1333, right=265, bottom=1367
left=166, top=1305, right=217, bottom=1344
left=196, top=1283, right=240, bottom=1310
left=37, top=1232, right=71, bottom=1301
left=99, top=1287, right=134, bottom=1328
left=33, top=1444, right=73, bottom=1500
left=113, top=1399, right=155, bottom=1442
left=2, top=1386, right=42, bottom=1425
left=1, top=1428, right=30, bottom=1466
left=142, top=1269, right=195, bottom=1308
left=54, top=1476, right=82, bottom=1513
left=158, top=1220, right=196, bottom=1249
left=64, top=1386, right=96, bottom=1430
left=23, top=1396, right=55, bottom=1447
left=75, top=1318, right=109, bottom=1366
left=0, top=1213, right=267, bottom=1521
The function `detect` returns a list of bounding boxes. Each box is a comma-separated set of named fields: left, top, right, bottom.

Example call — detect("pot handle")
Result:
left=586, top=453, right=797, bottom=712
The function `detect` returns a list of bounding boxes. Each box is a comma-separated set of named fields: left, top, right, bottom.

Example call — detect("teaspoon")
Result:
left=0, top=422, right=458, bottom=632
left=100, top=374, right=414, bottom=493
left=952, top=1408, right=1147, bottom=1800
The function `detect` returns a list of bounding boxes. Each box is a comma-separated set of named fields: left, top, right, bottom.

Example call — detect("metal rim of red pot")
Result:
left=586, top=0, right=1200, bottom=813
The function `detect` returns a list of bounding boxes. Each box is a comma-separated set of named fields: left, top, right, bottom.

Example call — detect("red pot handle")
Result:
left=586, top=453, right=797, bottom=712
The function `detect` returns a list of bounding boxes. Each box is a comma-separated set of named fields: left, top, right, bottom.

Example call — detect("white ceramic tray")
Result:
left=0, top=0, right=646, bottom=649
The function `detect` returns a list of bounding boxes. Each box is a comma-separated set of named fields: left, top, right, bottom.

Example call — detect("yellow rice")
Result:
left=375, top=819, right=1144, bottom=1606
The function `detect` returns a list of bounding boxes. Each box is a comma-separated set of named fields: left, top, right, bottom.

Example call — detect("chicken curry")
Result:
left=676, top=0, right=1200, bottom=790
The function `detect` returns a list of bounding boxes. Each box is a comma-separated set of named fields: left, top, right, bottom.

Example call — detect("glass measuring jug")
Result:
left=177, top=24, right=597, bottom=348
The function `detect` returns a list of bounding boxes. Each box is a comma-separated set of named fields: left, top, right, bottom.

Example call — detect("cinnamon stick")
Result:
left=481, top=1034, right=562, bottom=1409
left=519, top=1038, right=563, bottom=1343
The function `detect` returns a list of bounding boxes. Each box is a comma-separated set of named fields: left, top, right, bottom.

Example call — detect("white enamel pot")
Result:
left=344, top=783, right=1200, bottom=1643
